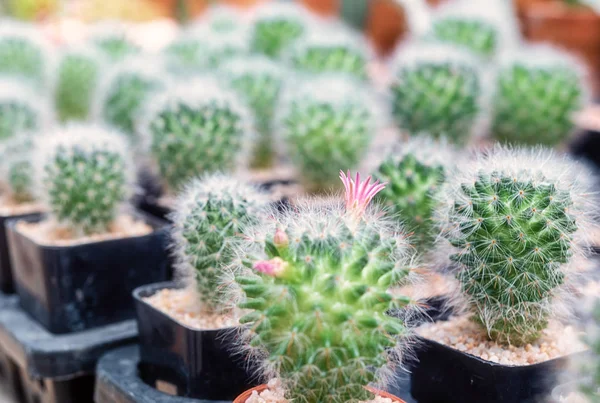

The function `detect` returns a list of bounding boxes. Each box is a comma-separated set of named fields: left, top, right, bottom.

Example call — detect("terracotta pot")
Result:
left=233, top=384, right=407, bottom=403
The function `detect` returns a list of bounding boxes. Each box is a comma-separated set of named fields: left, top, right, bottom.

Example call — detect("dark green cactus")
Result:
left=0, top=20, right=49, bottom=87
left=0, top=80, right=50, bottom=141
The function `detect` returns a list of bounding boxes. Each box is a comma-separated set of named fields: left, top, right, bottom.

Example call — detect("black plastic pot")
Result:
left=7, top=211, right=172, bottom=334
left=134, top=282, right=259, bottom=400
left=0, top=211, right=42, bottom=294
left=410, top=336, right=582, bottom=403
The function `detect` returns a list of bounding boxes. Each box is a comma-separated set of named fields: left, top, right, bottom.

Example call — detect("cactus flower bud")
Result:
left=253, top=257, right=287, bottom=277
left=273, top=227, right=289, bottom=248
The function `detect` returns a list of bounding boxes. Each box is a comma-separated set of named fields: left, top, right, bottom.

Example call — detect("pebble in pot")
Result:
left=229, top=171, right=419, bottom=403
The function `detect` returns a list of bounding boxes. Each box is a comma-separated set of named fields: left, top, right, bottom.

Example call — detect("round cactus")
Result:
left=139, top=79, right=253, bottom=192
left=278, top=76, right=379, bottom=193
left=437, top=145, right=595, bottom=346
left=389, top=43, right=485, bottom=145
left=0, top=135, right=35, bottom=203
left=221, top=56, right=285, bottom=169
left=34, top=124, right=133, bottom=235
left=54, top=46, right=105, bottom=122
left=95, top=58, right=167, bottom=142
left=88, top=21, right=141, bottom=63
left=250, top=3, right=312, bottom=59
left=373, top=136, right=454, bottom=253
left=172, top=174, right=268, bottom=312
left=491, top=45, right=588, bottom=147
left=230, top=172, right=417, bottom=403
left=0, top=79, right=52, bottom=141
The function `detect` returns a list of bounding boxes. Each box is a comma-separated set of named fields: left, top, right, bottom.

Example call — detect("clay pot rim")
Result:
left=233, top=384, right=407, bottom=403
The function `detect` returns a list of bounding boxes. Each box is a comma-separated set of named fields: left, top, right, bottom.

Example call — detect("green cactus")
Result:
left=221, top=56, right=284, bottom=169
left=54, top=47, right=105, bottom=122
left=389, top=43, right=484, bottom=145
left=0, top=20, right=49, bottom=87
left=139, top=79, right=252, bottom=191
left=35, top=125, right=133, bottom=235
left=172, top=174, right=268, bottom=312
left=373, top=136, right=453, bottom=253
left=438, top=146, right=592, bottom=346
left=88, top=22, right=141, bottom=63
left=0, top=135, right=35, bottom=203
left=200, top=5, right=246, bottom=33
left=0, top=79, right=50, bottom=141
left=491, top=45, right=587, bottom=147
left=279, top=77, right=377, bottom=193
left=231, top=172, right=416, bottom=403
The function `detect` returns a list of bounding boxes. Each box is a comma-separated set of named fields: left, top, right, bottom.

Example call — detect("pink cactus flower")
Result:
left=340, top=170, right=387, bottom=217
left=273, top=228, right=289, bottom=248
left=253, top=257, right=288, bottom=277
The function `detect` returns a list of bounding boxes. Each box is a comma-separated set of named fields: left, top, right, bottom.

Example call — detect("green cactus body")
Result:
left=0, top=136, right=35, bottom=203
left=432, top=19, right=497, bottom=58
left=172, top=174, right=267, bottom=312
left=89, top=22, right=140, bottom=63
left=233, top=174, right=415, bottom=403
left=55, top=47, right=104, bottom=122
left=36, top=125, right=132, bottom=235
left=140, top=80, right=252, bottom=191
left=250, top=3, right=310, bottom=58
left=221, top=56, right=284, bottom=169
left=439, top=146, right=589, bottom=346
left=0, top=80, right=50, bottom=141
left=200, top=5, right=245, bottom=33
left=491, top=46, right=587, bottom=147
left=0, top=21, right=48, bottom=87
left=279, top=77, right=376, bottom=193
left=389, top=44, right=483, bottom=145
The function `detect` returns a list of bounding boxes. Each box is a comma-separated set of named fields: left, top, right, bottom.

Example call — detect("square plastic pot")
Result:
left=7, top=211, right=172, bottom=334
left=133, top=282, right=259, bottom=400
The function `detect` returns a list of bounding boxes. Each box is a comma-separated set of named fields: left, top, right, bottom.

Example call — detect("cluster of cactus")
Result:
left=34, top=124, right=132, bottom=235
left=172, top=174, right=267, bottom=312
left=491, top=45, right=587, bottom=147
left=0, top=79, right=50, bottom=140
left=54, top=47, right=104, bottom=122
left=231, top=172, right=416, bottom=403
left=278, top=77, right=376, bottom=193
left=139, top=79, right=252, bottom=191
left=389, top=43, right=484, bottom=145
left=88, top=22, right=140, bottom=63
left=438, top=146, right=593, bottom=346
left=373, top=136, right=453, bottom=253
left=0, top=20, right=49, bottom=87
left=221, top=56, right=284, bottom=168
left=0, top=136, right=35, bottom=203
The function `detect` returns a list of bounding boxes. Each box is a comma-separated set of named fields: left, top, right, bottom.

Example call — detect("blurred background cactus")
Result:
left=88, top=21, right=141, bottom=63
left=0, top=79, right=51, bottom=141
left=0, top=136, right=36, bottom=204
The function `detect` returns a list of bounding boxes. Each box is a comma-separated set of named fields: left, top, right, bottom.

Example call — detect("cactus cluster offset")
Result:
left=0, top=136, right=35, bottom=203
left=438, top=146, right=594, bottom=346
left=221, top=56, right=284, bottom=168
left=491, top=45, right=587, bottom=147
left=139, top=79, right=252, bottom=191
left=0, top=79, right=51, bottom=140
left=389, top=43, right=484, bottom=145
left=35, top=125, right=133, bottom=235
left=172, top=174, right=268, bottom=312
left=373, top=136, right=453, bottom=253
left=278, top=77, right=377, bottom=193
left=0, top=20, right=49, bottom=87
left=250, top=3, right=310, bottom=58
left=232, top=172, right=416, bottom=403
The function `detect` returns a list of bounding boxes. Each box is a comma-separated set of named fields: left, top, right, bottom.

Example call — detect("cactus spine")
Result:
left=0, top=79, right=51, bottom=141
left=0, top=20, right=49, bottom=87
left=491, top=45, right=588, bottom=147
left=438, top=145, right=595, bottom=346
left=231, top=172, right=417, bottom=403
left=172, top=174, right=268, bottom=312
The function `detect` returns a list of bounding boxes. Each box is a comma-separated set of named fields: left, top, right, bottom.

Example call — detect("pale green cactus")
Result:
left=0, top=79, right=52, bottom=141
left=0, top=135, right=36, bottom=203
left=88, top=21, right=141, bottom=63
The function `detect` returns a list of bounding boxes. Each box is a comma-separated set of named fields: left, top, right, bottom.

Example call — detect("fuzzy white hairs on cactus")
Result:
left=220, top=54, right=286, bottom=78
left=0, top=77, right=54, bottom=133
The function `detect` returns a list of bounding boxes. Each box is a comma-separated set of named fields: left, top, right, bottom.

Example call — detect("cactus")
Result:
left=0, top=79, right=51, bottom=141
left=95, top=58, right=167, bottom=142
left=373, top=136, right=453, bottom=253
left=230, top=172, right=417, bottom=403
left=221, top=56, right=284, bottom=169
left=34, top=124, right=133, bottom=235
left=88, top=21, right=141, bottom=63
left=138, top=79, right=253, bottom=192
left=491, top=45, right=588, bottom=147
left=278, top=76, right=378, bottom=193
left=250, top=3, right=311, bottom=59
left=0, top=19, right=50, bottom=87
left=172, top=174, right=268, bottom=312
left=200, top=5, right=246, bottom=33
left=438, top=145, right=595, bottom=346
left=389, top=43, right=485, bottom=145
left=54, top=47, right=105, bottom=122
left=0, top=135, right=35, bottom=203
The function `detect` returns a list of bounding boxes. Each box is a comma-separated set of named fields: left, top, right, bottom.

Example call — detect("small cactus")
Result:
left=139, top=79, right=253, bottom=192
left=34, top=124, right=133, bottom=235
left=0, top=135, right=35, bottom=203
left=88, top=21, right=141, bottom=63
left=0, top=79, right=51, bottom=141
left=389, top=43, right=485, bottom=145
left=277, top=76, right=379, bottom=193
left=373, top=136, right=454, bottom=253
left=491, top=45, right=588, bottom=147
left=172, top=174, right=268, bottom=312
left=54, top=46, right=105, bottom=122
left=437, top=145, right=596, bottom=346
left=229, top=172, right=417, bottom=403
left=221, top=55, right=285, bottom=169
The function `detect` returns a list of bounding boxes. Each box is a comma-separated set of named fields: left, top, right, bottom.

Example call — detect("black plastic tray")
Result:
left=7, top=210, right=172, bottom=334
left=134, top=282, right=258, bottom=400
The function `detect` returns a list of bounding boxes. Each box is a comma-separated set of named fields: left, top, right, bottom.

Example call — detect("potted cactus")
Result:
left=229, top=171, right=416, bottom=403
left=6, top=124, right=170, bottom=333
left=410, top=145, right=595, bottom=403
left=133, top=173, right=268, bottom=399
